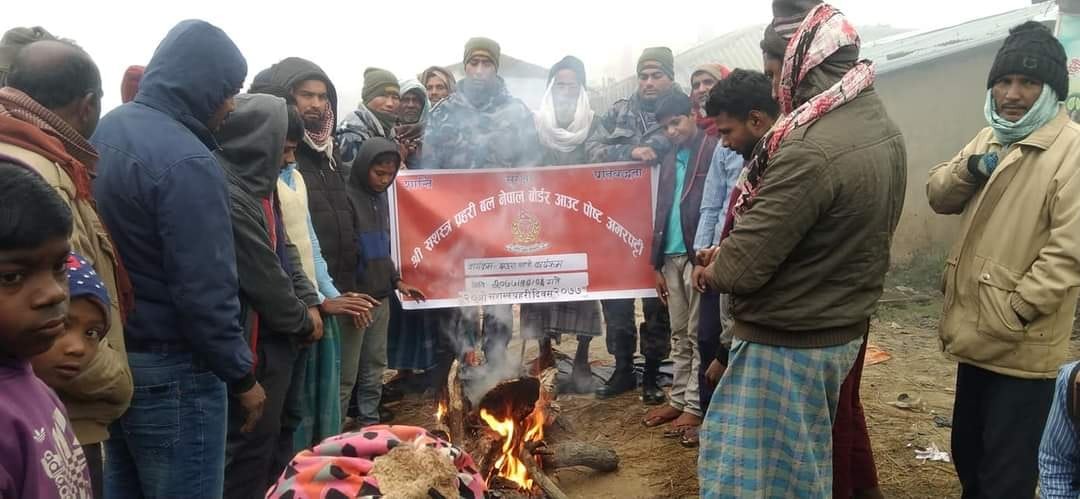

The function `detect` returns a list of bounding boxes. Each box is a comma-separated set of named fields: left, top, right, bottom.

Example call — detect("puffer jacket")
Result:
left=928, top=108, right=1080, bottom=379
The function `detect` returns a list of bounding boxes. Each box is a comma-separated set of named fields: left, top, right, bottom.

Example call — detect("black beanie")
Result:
left=655, top=91, right=692, bottom=122
left=548, top=55, right=586, bottom=87
left=638, top=47, right=675, bottom=80
left=988, top=21, right=1068, bottom=101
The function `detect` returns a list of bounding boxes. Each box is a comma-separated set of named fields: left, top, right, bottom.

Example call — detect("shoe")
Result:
left=641, top=375, right=666, bottom=405
left=595, top=368, right=636, bottom=399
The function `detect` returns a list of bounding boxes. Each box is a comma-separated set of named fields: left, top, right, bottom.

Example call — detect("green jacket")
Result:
left=708, top=76, right=907, bottom=348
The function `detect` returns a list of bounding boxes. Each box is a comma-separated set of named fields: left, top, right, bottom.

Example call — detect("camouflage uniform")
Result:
left=585, top=91, right=673, bottom=164
left=419, top=77, right=542, bottom=370
left=336, top=103, right=396, bottom=182
left=586, top=91, right=673, bottom=369
left=420, top=78, right=542, bottom=170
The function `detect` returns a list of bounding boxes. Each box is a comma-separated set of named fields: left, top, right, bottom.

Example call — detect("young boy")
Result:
left=641, top=92, right=719, bottom=448
left=343, top=137, right=425, bottom=429
left=0, top=159, right=93, bottom=498
left=30, top=252, right=109, bottom=497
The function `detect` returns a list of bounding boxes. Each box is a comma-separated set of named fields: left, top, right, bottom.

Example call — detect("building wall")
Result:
left=873, top=42, right=1003, bottom=261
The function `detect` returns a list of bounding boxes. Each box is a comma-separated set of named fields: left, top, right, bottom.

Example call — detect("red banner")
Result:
left=390, top=163, right=658, bottom=309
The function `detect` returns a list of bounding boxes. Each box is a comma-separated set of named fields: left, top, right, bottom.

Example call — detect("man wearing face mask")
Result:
left=421, top=37, right=542, bottom=373
left=521, top=55, right=603, bottom=392
left=587, top=47, right=675, bottom=406
left=928, top=21, right=1080, bottom=498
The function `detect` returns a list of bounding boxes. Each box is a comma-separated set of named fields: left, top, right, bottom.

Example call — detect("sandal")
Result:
left=663, top=426, right=689, bottom=438
left=679, top=425, right=700, bottom=448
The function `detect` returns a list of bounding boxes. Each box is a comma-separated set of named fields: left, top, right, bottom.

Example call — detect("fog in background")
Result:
left=7, top=0, right=1031, bottom=112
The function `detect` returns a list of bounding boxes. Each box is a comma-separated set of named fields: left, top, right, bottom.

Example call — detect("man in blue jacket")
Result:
left=90, top=20, right=265, bottom=498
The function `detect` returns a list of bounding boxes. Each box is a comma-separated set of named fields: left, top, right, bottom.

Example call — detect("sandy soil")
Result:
left=384, top=295, right=1076, bottom=498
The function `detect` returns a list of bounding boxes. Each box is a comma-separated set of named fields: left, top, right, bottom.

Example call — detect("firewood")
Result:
left=520, top=449, right=569, bottom=499
left=538, top=442, right=619, bottom=472
left=445, top=359, right=468, bottom=444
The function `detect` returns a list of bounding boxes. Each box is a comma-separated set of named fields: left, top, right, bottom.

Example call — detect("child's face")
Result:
left=31, top=298, right=104, bottom=388
left=367, top=161, right=398, bottom=193
left=0, top=238, right=70, bottom=359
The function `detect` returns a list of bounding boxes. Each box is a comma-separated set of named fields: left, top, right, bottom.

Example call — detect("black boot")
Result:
left=596, top=357, right=636, bottom=399
left=641, top=358, right=666, bottom=406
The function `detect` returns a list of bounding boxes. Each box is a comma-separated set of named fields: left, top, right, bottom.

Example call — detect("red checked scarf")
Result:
left=727, top=3, right=874, bottom=228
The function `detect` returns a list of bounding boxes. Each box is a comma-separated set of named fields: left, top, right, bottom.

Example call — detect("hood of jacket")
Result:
left=135, top=20, right=247, bottom=146
left=215, top=93, right=287, bottom=199
left=399, top=79, right=430, bottom=124
left=348, top=137, right=400, bottom=195
left=249, top=57, right=338, bottom=123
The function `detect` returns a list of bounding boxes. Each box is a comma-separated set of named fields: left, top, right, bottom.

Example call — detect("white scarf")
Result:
left=535, top=80, right=594, bottom=153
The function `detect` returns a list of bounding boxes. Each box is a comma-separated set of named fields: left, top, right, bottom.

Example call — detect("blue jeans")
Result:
left=105, top=351, right=228, bottom=499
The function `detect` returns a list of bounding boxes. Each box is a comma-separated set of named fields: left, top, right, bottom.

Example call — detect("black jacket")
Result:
left=250, top=58, right=359, bottom=293
left=346, top=138, right=401, bottom=299
left=651, top=130, right=717, bottom=269
left=215, top=93, right=317, bottom=344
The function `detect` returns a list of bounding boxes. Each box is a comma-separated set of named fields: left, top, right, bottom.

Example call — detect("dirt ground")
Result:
left=386, top=293, right=1075, bottom=498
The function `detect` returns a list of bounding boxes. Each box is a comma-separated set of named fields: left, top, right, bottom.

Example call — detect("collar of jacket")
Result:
left=989, top=108, right=1070, bottom=152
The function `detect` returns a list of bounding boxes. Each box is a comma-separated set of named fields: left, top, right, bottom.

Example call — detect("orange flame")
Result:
left=525, top=405, right=544, bottom=443
left=480, top=409, right=533, bottom=490
left=435, top=400, right=447, bottom=423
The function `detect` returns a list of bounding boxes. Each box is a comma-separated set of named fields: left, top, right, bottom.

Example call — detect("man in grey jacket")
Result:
left=215, top=93, right=322, bottom=498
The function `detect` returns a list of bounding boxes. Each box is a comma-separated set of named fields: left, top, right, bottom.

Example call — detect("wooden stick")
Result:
left=520, top=449, right=569, bottom=499
left=538, top=442, right=619, bottom=472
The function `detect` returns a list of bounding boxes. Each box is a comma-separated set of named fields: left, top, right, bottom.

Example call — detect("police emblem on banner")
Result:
left=506, top=211, right=549, bottom=254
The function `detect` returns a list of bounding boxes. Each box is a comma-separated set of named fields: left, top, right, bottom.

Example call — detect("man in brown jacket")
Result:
left=699, top=1, right=906, bottom=496
left=927, top=21, right=1080, bottom=498
left=0, top=40, right=133, bottom=498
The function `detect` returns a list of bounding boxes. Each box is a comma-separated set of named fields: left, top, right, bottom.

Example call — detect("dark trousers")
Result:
left=833, top=334, right=878, bottom=498
left=601, top=298, right=670, bottom=366
left=697, top=290, right=722, bottom=413
left=225, top=336, right=309, bottom=499
left=84, top=442, right=103, bottom=499
left=951, top=363, right=1055, bottom=499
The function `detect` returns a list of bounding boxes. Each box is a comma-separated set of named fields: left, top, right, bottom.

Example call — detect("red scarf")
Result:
left=0, top=113, right=135, bottom=319
left=728, top=3, right=874, bottom=228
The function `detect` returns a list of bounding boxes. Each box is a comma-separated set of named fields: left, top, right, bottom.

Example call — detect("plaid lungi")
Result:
left=293, top=316, right=342, bottom=452
left=698, top=336, right=862, bottom=498
left=520, top=301, right=602, bottom=340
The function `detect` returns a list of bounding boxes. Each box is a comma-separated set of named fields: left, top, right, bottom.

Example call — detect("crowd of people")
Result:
left=2, top=0, right=1080, bottom=498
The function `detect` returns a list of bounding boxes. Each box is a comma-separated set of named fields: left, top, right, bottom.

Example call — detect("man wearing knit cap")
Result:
left=700, top=2, right=905, bottom=496
left=421, top=66, right=455, bottom=105
left=928, top=21, right=1080, bottom=498
left=690, top=64, right=730, bottom=136
left=521, top=55, right=604, bottom=393
left=586, top=47, right=675, bottom=405
left=421, top=36, right=542, bottom=380
left=338, top=67, right=400, bottom=177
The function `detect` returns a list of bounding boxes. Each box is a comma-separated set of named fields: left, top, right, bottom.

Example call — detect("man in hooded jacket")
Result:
left=216, top=93, right=321, bottom=498
left=249, top=58, right=372, bottom=426
left=90, top=20, right=264, bottom=498
left=699, top=2, right=905, bottom=496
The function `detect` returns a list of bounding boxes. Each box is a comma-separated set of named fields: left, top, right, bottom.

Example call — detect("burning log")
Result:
left=537, top=442, right=619, bottom=472
left=441, top=359, right=468, bottom=444
left=519, top=449, right=569, bottom=499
